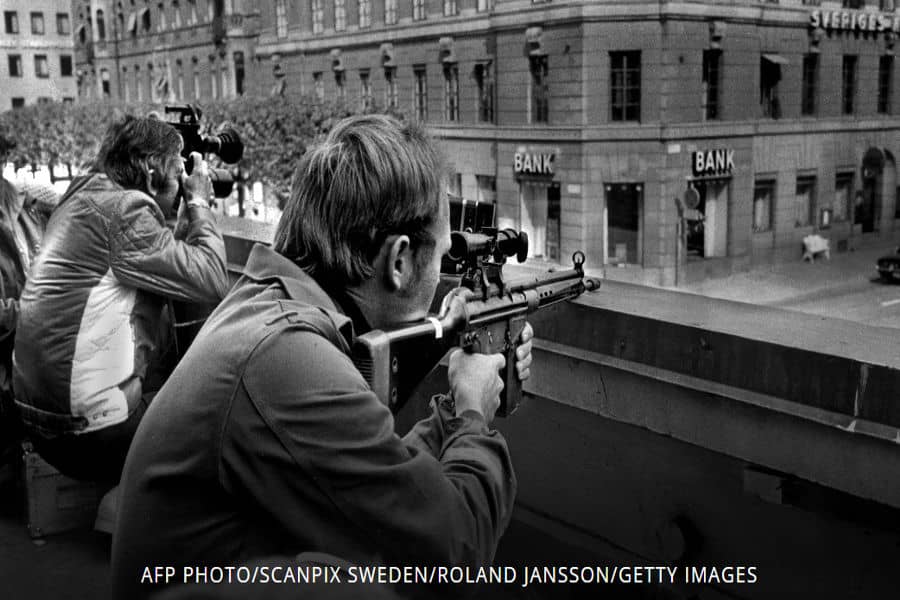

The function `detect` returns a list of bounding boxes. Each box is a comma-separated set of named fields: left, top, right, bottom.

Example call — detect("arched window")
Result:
left=96, top=10, right=105, bottom=40
left=173, top=0, right=182, bottom=27
left=192, top=56, right=200, bottom=99
left=158, top=2, right=166, bottom=30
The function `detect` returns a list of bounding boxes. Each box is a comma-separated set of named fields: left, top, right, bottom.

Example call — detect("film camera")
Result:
left=164, top=104, right=243, bottom=198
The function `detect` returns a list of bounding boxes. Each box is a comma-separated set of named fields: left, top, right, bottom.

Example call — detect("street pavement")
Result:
left=671, top=242, right=900, bottom=329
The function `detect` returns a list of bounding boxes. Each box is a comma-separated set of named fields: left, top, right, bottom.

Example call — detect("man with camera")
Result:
left=112, top=114, right=532, bottom=599
left=13, top=115, right=229, bottom=485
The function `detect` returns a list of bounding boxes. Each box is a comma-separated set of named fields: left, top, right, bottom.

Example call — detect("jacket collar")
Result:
left=242, top=243, right=356, bottom=345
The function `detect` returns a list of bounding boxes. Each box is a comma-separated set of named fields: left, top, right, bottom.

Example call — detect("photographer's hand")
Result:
left=181, top=152, right=213, bottom=210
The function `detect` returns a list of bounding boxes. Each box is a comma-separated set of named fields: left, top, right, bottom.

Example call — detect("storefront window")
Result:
left=752, top=179, right=775, bottom=233
left=795, top=175, right=816, bottom=228
left=605, top=183, right=642, bottom=264
left=519, top=181, right=561, bottom=260
left=834, top=172, right=853, bottom=222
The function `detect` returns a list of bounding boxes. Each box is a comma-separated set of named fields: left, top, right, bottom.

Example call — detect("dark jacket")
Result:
left=13, top=173, right=229, bottom=438
left=111, top=243, right=517, bottom=600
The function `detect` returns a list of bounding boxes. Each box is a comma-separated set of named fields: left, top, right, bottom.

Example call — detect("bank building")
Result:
left=157, top=1, right=900, bottom=284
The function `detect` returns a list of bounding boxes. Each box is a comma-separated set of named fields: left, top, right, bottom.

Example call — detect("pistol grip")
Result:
left=496, top=316, right=527, bottom=417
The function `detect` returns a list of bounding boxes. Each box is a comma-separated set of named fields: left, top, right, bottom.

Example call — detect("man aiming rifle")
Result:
left=112, top=114, right=534, bottom=599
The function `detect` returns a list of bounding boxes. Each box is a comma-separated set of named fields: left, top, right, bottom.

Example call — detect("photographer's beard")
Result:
left=145, top=160, right=184, bottom=218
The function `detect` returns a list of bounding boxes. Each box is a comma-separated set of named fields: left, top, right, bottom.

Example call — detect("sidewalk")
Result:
left=670, top=243, right=898, bottom=306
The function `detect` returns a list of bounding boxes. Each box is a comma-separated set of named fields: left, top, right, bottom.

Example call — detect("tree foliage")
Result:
left=0, top=96, right=399, bottom=201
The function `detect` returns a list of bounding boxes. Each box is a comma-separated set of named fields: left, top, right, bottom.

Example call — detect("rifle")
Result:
left=352, top=228, right=601, bottom=417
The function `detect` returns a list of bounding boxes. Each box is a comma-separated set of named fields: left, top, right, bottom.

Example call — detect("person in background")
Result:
left=12, top=115, right=229, bottom=485
left=0, top=135, right=58, bottom=467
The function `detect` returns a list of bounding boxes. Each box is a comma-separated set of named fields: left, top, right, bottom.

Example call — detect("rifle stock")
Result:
left=352, top=260, right=601, bottom=417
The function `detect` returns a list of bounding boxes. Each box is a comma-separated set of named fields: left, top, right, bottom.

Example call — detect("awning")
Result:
left=762, top=53, right=788, bottom=65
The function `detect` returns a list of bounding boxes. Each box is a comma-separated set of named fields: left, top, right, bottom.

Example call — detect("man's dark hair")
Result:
left=93, top=115, right=182, bottom=191
left=274, top=114, right=447, bottom=289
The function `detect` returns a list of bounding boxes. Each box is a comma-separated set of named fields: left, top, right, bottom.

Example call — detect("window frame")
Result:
left=702, top=49, right=721, bottom=121
left=4, top=11, right=19, bottom=34
left=56, top=13, right=70, bottom=35
left=31, top=11, right=45, bottom=35
left=752, top=178, right=776, bottom=233
left=413, top=65, right=428, bottom=121
left=475, top=61, right=495, bottom=123
left=60, top=54, right=73, bottom=77
left=530, top=54, right=549, bottom=123
left=801, top=53, right=818, bottom=116
left=842, top=55, right=857, bottom=115
left=795, top=174, right=817, bottom=228
left=610, top=50, right=641, bottom=122
left=8, top=54, right=23, bottom=78
left=34, top=54, right=49, bottom=78
left=443, top=63, right=459, bottom=121
left=878, top=54, right=893, bottom=115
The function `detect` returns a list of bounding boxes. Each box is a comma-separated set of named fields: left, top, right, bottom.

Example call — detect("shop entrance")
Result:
left=858, top=147, right=885, bottom=234
left=686, top=179, right=729, bottom=259
left=604, top=183, right=642, bottom=265
left=518, top=181, right=561, bottom=261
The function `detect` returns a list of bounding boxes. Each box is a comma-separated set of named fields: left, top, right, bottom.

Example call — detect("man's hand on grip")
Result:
left=448, top=350, right=506, bottom=423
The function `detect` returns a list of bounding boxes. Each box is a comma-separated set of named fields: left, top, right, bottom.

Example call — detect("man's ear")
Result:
left=383, top=234, right=414, bottom=292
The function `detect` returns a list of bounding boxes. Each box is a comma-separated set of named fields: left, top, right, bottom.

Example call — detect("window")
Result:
left=358, top=0, right=370, bottom=28
left=413, top=0, right=426, bottom=21
left=101, top=68, right=111, bottom=97
left=233, top=51, right=244, bottom=95
left=842, top=0, right=864, bottom=7
left=313, top=71, right=324, bottom=102
left=60, top=55, right=73, bottom=77
left=605, top=183, right=643, bottom=265
left=530, top=55, right=549, bottom=123
left=334, top=0, right=346, bottom=30
left=842, top=55, right=857, bottom=115
left=175, top=59, right=183, bottom=99
left=4, top=12, right=18, bottom=34
left=444, top=0, right=457, bottom=16
left=12, top=98, right=25, bottom=109
left=795, top=175, right=816, bottom=228
left=753, top=179, right=775, bottom=233
left=34, top=55, right=49, bottom=78
left=63, top=96, right=74, bottom=103
left=801, top=54, right=818, bottom=116
left=173, top=0, right=182, bottom=27
left=385, top=67, right=398, bottom=109
left=148, top=63, right=155, bottom=101
left=443, top=64, right=458, bottom=121
left=8, top=55, right=22, bottom=77
left=97, top=10, right=106, bottom=40
left=477, top=0, right=491, bottom=11
left=142, top=8, right=152, bottom=31
left=275, top=0, right=287, bottom=37
left=157, top=3, right=166, bottom=30
left=335, top=70, right=345, bottom=101
left=475, top=62, right=494, bottom=123
left=834, top=172, right=854, bottom=222
left=311, top=0, right=323, bottom=34
left=57, top=13, right=70, bottom=35
left=209, top=57, right=218, bottom=99
left=414, top=66, right=428, bottom=121
left=760, top=55, right=783, bottom=118
left=123, top=66, right=131, bottom=101
left=702, top=49, right=721, bottom=120
left=610, top=51, right=640, bottom=121
left=192, top=58, right=200, bottom=99
left=136, top=65, right=143, bottom=101
left=189, top=0, right=198, bottom=24
left=31, top=12, right=45, bottom=35
left=359, top=69, right=371, bottom=109
left=477, top=175, right=496, bottom=205
left=879, top=55, right=893, bottom=115
left=385, top=0, right=398, bottom=25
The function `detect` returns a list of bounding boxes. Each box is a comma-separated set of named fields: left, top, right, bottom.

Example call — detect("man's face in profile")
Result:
left=400, top=195, right=452, bottom=323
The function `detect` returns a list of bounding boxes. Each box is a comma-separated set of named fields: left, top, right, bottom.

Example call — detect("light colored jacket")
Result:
left=13, top=173, right=229, bottom=437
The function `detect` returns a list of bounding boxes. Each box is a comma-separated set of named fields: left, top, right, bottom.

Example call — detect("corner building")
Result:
left=251, top=0, right=900, bottom=286
left=71, top=0, right=259, bottom=103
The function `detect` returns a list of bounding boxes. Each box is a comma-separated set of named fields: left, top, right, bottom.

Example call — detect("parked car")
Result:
left=876, top=246, right=900, bottom=282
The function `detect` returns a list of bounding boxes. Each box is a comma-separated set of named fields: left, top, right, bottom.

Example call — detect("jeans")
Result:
left=30, top=394, right=152, bottom=485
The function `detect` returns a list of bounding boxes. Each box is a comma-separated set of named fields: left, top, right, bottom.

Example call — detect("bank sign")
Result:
left=692, top=149, right=735, bottom=177
left=514, top=152, right=555, bottom=176
left=810, top=9, right=900, bottom=34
